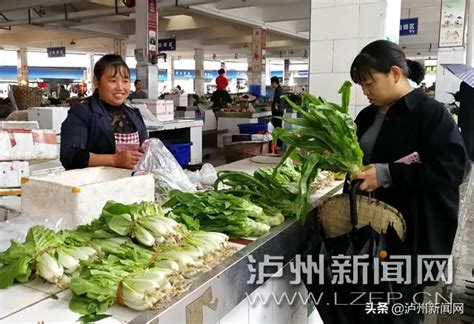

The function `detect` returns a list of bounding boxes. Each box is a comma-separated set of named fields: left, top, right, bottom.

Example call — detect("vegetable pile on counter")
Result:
left=272, top=81, right=364, bottom=219
left=0, top=201, right=236, bottom=322
left=164, top=189, right=284, bottom=237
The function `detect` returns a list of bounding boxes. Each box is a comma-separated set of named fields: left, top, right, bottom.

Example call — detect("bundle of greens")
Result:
left=214, top=159, right=300, bottom=217
left=90, top=201, right=187, bottom=247
left=0, top=226, right=96, bottom=288
left=164, top=190, right=279, bottom=237
left=69, top=255, right=184, bottom=320
left=272, top=81, right=364, bottom=219
left=69, top=231, right=234, bottom=321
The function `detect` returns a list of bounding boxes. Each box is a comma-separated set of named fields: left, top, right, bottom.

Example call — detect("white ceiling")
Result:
left=0, top=0, right=446, bottom=60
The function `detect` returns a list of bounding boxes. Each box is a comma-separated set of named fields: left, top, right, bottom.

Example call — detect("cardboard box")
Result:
left=27, top=107, right=69, bottom=134
left=21, top=167, right=155, bottom=228
left=0, top=161, right=29, bottom=188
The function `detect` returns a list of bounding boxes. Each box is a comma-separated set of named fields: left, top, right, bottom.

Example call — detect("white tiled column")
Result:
left=113, top=39, right=127, bottom=59
left=435, top=48, right=465, bottom=104
left=194, top=48, right=205, bottom=96
left=17, top=47, right=28, bottom=85
left=309, top=0, right=401, bottom=119
left=251, top=27, right=267, bottom=96
left=135, top=0, right=158, bottom=99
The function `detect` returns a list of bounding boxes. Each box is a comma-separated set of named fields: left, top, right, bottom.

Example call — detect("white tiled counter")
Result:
left=0, top=156, right=343, bottom=324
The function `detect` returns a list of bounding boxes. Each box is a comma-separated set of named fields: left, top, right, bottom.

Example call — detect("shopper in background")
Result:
left=129, top=79, right=147, bottom=100
left=349, top=40, right=470, bottom=323
left=455, top=81, right=474, bottom=161
left=60, top=54, right=148, bottom=170
left=215, top=68, right=228, bottom=90
left=58, top=85, right=70, bottom=101
left=270, top=76, right=284, bottom=147
left=211, top=69, right=232, bottom=111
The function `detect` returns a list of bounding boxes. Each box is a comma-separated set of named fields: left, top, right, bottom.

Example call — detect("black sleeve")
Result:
left=60, top=104, right=91, bottom=170
left=389, top=99, right=470, bottom=191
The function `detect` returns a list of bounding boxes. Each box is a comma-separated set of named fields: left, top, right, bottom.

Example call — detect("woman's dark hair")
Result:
left=94, top=54, right=130, bottom=80
left=350, top=40, right=425, bottom=85
left=270, top=76, right=280, bottom=85
left=218, top=68, right=225, bottom=75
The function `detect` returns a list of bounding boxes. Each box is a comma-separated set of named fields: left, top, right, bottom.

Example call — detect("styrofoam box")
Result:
left=0, top=129, right=58, bottom=161
left=164, top=94, right=188, bottom=107
left=133, top=99, right=174, bottom=122
left=21, top=167, right=155, bottom=229
left=0, top=161, right=29, bottom=188
left=27, top=107, right=69, bottom=134
left=0, top=121, right=39, bottom=130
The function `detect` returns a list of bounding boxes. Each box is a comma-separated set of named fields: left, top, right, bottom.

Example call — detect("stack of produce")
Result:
left=214, top=159, right=300, bottom=217
left=164, top=189, right=284, bottom=237
left=272, top=81, right=364, bottom=219
left=83, top=201, right=188, bottom=247
left=0, top=225, right=96, bottom=288
left=0, top=201, right=236, bottom=322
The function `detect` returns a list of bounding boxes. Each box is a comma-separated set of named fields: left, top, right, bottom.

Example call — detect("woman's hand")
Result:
left=113, top=150, right=143, bottom=169
left=352, top=164, right=378, bottom=192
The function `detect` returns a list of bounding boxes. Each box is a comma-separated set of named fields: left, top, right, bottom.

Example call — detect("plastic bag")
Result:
left=134, top=138, right=196, bottom=198
left=185, top=163, right=217, bottom=190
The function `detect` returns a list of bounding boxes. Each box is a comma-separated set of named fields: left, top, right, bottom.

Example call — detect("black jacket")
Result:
left=352, top=89, right=470, bottom=256
left=457, top=81, right=474, bottom=160
left=60, top=95, right=148, bottom=170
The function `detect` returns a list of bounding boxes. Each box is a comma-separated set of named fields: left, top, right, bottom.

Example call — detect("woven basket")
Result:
left=224, top=141, right=270, bottom=163
left=319, top=184, right=407, bottom=241
left=11, top=85, right=42, bottom=110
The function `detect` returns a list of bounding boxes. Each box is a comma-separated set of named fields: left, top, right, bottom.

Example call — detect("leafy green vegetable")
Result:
left=272, top=81, right=363, bottom=219
left=214, top=159, right=300, bottom=218
left=85, top=201, right=187, bottom=247
left=164, top=190, right=275, bottom=237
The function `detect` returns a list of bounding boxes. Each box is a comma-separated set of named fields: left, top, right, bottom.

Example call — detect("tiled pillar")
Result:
left=309, top=0, right=401, bottom=118
left=135, top=0, right=158, bottom=99
left=17, top=47, right=28, bottom=86
left=113, top=39, right=127, bottom=59
left=436, top=0, right=470, bottom=103
left=194, top=48, right=205, bottom=96
left=250, top=27, right=267, bottom=97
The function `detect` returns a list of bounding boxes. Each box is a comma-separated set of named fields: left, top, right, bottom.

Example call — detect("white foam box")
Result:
left=164, top=94, right=188, bottom=107
left=27, top=107, right=69, bottom=134
left=133, top=99, right=174, bottom=122
left=0, top=161, right=29, bottom=188
left=0, top=129, right=58, bottom=161
left=21, top=167, right=155, bottom=229
left=0, top=121, right=39, bottom=130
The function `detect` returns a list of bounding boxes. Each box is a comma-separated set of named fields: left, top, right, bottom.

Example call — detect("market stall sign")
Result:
left=400, top=18, right=418, bottom=36
left=158, top=38, right=176, bottom=51
left=47, top=47, right=66, bottom=58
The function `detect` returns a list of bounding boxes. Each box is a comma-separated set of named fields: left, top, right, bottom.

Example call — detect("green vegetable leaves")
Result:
left=272, top=81, right=363, bottom=220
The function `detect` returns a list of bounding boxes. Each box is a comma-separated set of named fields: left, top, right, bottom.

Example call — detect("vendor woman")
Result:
left=350, top=40, right=470, bottom=322
left=60, top=54, right=148, bottom=170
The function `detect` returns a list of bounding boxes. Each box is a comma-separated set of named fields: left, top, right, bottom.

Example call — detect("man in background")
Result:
left=216, top=69, right=228, bottom=91
left=129, top=79, right=147, bottom=100
left=271, top=76, right=284, bottom=148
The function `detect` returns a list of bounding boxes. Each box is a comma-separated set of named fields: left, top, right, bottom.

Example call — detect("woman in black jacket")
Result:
left=60, top=54, right=148, bottom=170
left=349, top=40, right=470, bottom=322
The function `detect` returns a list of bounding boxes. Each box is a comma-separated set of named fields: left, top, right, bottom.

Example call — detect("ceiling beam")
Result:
left=212, top=0, right=305, bottom=11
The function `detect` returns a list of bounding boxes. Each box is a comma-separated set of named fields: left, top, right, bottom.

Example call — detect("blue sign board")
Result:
left=47, top=47, right=66, bottom=58
left=158, top=38, right=176, bottom=51
left=400, top=18, right=418, bottom=36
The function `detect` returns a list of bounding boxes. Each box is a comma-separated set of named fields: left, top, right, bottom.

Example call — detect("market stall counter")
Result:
left=216, top=111, right=272, bottom=148
left=0, top=156, right=343, bottom=324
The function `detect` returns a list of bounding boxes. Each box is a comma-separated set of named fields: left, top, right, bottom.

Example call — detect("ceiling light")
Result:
left=70, top=39, right=76, bottom=45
